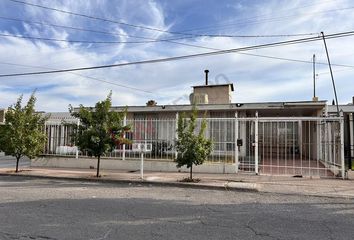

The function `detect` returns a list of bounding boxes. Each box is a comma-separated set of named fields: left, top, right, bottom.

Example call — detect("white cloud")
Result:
left=1, top=0, right=354, bottom=112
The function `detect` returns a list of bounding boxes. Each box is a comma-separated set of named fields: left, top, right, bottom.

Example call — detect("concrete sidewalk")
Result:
left=1, top=166, right=354, bottom=198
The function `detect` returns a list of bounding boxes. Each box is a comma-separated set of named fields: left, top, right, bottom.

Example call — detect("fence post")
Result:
left=140, top=152, right=144, bottom=179
left=123, top=115, right=126, bottom=161
left=175, top=112, right=179, bottom=160
left=235, top=112, right=239, bottom=173
left=255, top=112, right=259, bottom=175
left=349, top=113, right=354, bottom=170
left=75, top=119, right=80, bottom=159
left=43, top=121, right=47, bottom=154
left=340, top=111, right=345, bottom=179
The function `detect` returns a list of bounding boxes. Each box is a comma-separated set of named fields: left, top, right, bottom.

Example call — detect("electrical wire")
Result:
left=0, top=33, right=196, bottom=44
left=7, top=0, right=178, bottom=35
left=0, top=61, right=156, bottom=94
left=5, top=0, right=320, bottom=38
left=1, top=30, right=354, bottom=78
left=178, top=5, right=354, bottom=34
left=0, top=16, right=198, bottom=42
left=0, top=15, right=318, bottom=39
left=169, top=40, right=354, bottom=69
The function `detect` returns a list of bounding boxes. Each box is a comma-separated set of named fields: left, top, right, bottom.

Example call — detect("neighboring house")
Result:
left=328, top=99, right=354, bottom=170
left=40, top=74, right=353, bottom=178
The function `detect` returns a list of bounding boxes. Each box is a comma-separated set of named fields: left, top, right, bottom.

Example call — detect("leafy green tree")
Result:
left=70, top=92, right=130, bottom=177
left=0, top=93, right=48, bottom=172
left=175, top=107, right=213, bottom=180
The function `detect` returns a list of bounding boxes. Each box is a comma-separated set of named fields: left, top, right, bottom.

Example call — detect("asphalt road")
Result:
left=0, top=155, right=30, bottom=169
left=0, top=176, right=353, bottom=240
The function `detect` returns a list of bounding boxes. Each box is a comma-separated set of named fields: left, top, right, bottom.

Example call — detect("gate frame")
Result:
left=234, top=116, right=345, bottom=178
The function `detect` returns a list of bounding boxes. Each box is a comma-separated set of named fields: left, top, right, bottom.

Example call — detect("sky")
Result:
left=0, top=0, right=354, bottom=112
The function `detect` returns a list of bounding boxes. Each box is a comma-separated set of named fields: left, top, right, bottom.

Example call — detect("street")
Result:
left=0, top=156, right=30, bottom=169
left=0, top=176, right=353, bottom=240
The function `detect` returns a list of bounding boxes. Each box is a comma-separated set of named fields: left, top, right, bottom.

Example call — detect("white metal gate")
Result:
left=43, top=116, right=345, bottom=178
left=235, top=117, right=344, bottom=178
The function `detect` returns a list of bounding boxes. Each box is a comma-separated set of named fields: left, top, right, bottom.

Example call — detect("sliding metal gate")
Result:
left=235, top=117, right=344, bottom=178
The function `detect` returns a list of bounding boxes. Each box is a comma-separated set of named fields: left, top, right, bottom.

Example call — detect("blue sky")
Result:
left=0, top=0, right=353, bottom=111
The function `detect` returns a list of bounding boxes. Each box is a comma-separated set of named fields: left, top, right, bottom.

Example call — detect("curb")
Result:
left=0, top=172, right=259, bottom=192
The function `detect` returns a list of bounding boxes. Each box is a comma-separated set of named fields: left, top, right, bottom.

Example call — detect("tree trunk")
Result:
left=96, top=155, right=101, bottom=177
left=190, top=164, right=193, bottom=180
left=15, top=156, right=20, bottom=173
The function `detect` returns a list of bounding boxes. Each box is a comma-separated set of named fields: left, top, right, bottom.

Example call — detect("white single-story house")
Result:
left=35, top=73, right=353, bottom=179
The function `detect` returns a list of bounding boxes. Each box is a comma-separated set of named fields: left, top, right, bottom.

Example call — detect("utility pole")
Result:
left=321, top=31, right=340, bottom=116
left=312, top=54, right=317, bottom=101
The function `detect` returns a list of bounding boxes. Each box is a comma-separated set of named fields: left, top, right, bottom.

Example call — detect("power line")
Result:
left=0, top=15, right=319, bottom=69
left=0, top=15, right=318, bottom=40
left=1, top=30, right=354, bottom=78
left=0, top=15, right=322, bottom=67
left=0, top=27, right=340, bottom=79
left=171, top=40, right=354, bottom=69
left=0, top=16, right=197, bottom=42
left=179, top=5, right=354, bottom=34
left=0, top=33, right=195, bottom=44
left=4, top=40, right=354, bottom=80
left=0, top=61, right=156, bottom=94
left=0, top=28, right=317, bottom=46
left=179, top=0, right=335, bottom=33
left=7, top=0, right=179, bottom=35
left=6, top=0, right=319, bottom=38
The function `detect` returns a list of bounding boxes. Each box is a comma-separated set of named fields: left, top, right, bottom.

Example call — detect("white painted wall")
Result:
left=31, top=157, right=236, bottom=174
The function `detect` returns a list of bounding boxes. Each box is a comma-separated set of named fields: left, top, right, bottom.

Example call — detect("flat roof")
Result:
left=47, top=100, right=327, bottom=120
left=192, top=83, right=234, bottom=91
left=108, top=100, right=327, bottom=113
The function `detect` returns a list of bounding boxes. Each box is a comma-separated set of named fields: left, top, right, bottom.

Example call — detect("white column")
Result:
left=234, top=112, right=239, bottom=173
left=349, top=113, right=354, bottom=167
left=255, top=112, right=259, bottom=175
left=318, top=120, right=322, bottom=177
left=140, top=152, right=144, bottom=179
left=298, top=120, right=302, bottom=157
left=122, top=115, right=127, bottom=161
left=340, top=112, right=345, bottom=179
left=44, top=121, right=47, bottom=154
left=75, top=119, right=80, bottom=159
left=175, top=112, right=179, bottom=160
left=316, top=120, right=321, bottom=161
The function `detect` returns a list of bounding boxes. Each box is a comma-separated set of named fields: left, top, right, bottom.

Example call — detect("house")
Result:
left=328, top=98, right=354, bottom=170
left=38, top=72, right=352, bottom=178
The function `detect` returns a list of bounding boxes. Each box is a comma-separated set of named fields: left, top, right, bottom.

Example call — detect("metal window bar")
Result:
left=42, top=116, right=344, bottom=178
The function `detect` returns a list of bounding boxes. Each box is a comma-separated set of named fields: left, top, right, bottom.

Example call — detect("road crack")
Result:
left=245, top=218, right=282, bottom=240
left=0, top=231, right=57, bottom=240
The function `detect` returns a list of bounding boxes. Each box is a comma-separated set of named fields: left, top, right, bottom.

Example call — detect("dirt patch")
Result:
left=179, top=178, right=201, bottom=183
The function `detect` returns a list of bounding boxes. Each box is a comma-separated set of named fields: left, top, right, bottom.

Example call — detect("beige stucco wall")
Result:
left=193, top=85, right=231, bottom=104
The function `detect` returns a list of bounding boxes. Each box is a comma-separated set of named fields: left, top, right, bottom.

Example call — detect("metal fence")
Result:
left=236, top=117, right=344, bottom=178
left=43, top=116, right=345, bottom=178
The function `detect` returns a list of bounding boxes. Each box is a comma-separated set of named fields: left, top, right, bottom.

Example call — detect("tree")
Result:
left=70, top=92, right=130, bottom=177
left=0, top=93, right=48, bottom=172
left=175, top=107, right=213, bottom=181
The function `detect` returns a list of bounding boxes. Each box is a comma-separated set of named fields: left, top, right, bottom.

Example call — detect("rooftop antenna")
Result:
left=312, top=54, right=318, bottom=101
